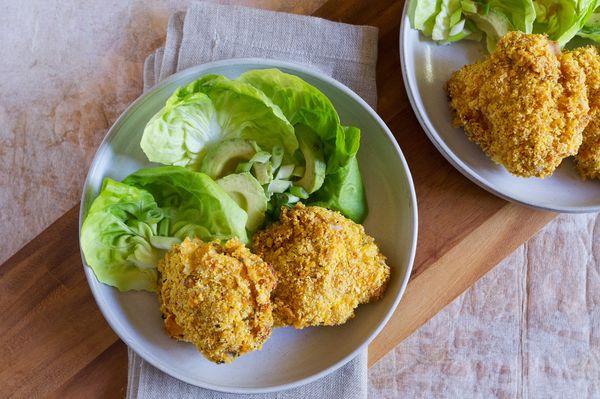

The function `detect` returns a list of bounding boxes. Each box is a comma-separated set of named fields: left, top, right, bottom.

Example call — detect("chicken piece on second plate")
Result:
left=570, top=45, right=600, bottom=180
left=447, top=31, right=589, bottom=178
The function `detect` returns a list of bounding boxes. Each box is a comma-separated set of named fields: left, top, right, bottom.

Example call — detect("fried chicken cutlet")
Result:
left=570, top=45, right=600, bottom=180
left=447, top=31, right=589, bottom=178
left=158, top=238, right=277, bottom=364
left=252, top=204, right=390, bottom=329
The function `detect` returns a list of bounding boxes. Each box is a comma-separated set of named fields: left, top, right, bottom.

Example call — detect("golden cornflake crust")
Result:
left=253, top=204, right=390, bottom=329
left=158, top=238, right=277, bottom=364
left=447, top=31, right=589, bottom=178
left=570, top=46, right=600, bottom=180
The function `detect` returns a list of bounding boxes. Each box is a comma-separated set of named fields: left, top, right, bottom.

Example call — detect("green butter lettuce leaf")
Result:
left=431, top=0, right=466, bottom=41
left=238, top=69, right=359, bottom=172
left=238, top=69, right=340, bottom=143
left=238, top=69, right=356, bottom=169
left=409, top=0, right=541, bottom=51
left=465, top=9, right=513, bottom=51
left=140, top=92, right=220, bottom=168
left=81, top=166, right=249, bottom=292
left=411, top=0, right=600, bottom=49
left=409, top=0, right=440, bottom=33
left=309, top=126, right=367, bottom=223
left=122, top=166, right=249, bottom=244
left=80, top=179, right=166, bottom=292
left=309, top=156, right=368, bottom=224
left=177, top=74, right=298, bottom=155
left=328, top=125, right=361, bottom=174
left=140, top=74, right=297, bottom=168
left=533, top=0, right=597, bottom=46
left=477, top=0, right=536, bottom=33
left=465, top=0, right=536, bottom=50
left=578, top=8, right=600, bottom=40
left=238, top=69, right=367, bottom=221
left=238, top=70, right=367, bottom=221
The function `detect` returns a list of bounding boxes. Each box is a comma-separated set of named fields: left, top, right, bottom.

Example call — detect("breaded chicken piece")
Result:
left=158, top=238, right=277, bottom=364
left=570, top=46, right=600, bottom=180
left=447, top=31, right=589, bottom=178
left=252, top=204, right=390, bottom=329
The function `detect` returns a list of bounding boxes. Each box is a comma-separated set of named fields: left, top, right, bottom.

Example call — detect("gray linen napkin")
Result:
left=129, top=2, right=378, bottom=398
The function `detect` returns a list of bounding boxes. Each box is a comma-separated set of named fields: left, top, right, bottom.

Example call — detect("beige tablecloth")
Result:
left=369, top=213, right=600, bottom=398
left=1, top=1, right=598, bottom=398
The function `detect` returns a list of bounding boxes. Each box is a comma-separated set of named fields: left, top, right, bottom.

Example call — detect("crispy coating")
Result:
left=570, top=46, right=600, bottom=180
left=157, top=238, right=277, bottom=364
left=252, top=204, right=390, bottom=329
left=447, top=31, right=589, bottom=178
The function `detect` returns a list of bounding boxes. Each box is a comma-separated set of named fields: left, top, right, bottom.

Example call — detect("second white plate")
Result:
left=400, top=7, right=600, bottom=213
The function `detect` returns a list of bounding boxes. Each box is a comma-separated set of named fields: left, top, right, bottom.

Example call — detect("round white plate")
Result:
left=79, top=58, right=418, bottom=393
left=400, top=7, right=600, bottom=213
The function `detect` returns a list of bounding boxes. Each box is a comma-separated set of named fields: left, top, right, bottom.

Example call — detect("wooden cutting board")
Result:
left=0, top=0, right=555, bottom=397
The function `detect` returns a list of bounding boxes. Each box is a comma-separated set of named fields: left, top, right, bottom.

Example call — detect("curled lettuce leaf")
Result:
left=489, top=0, right=536, bottom=32
left=410, top=0, right=600, bottom=50
left=188, top=75, right=298, bottom=155
left=309, top=156, right=368, bottom=224
left=141, top=75, right=297, bottom=168
left=578, top=8, right=600, bottom=40
left=80, top=179, right=166, bottom=291
left=238, top=69, right=340, bottom=143
left=465, top=0, right=536, bottom=50
left=81, top=166, right=249, bottom=292
left=239, top=69, right=367, bottom=222
left=141, top=92, right=220, bottom=168
left=239, top=69, right=358, bottom=173
left=431, top=0, right=468, bottom=42
left=308, top=127, right=366, bottom=223
left=533, top=0, right=597, bottom=46
left=409, top=0, right=440, bottom=35
left=140, top=69, right=369, bottom=224
left=408, top=0, right=591, bottom=51
left=327, top=125, right=361, bottom=174
left=123, top=166, right=248, bottom=244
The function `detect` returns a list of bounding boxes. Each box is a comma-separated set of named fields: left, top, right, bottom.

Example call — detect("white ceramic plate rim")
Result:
left=399, top=4, right=600, bottom=214
left=78, top=57, right=418, bottom=394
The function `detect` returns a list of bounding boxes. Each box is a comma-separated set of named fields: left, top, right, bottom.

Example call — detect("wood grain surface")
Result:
left=0, top=0, right=556, bottom=397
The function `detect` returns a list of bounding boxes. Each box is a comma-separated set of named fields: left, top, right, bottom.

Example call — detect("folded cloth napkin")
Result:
left=128, top=2, right=378, bottom=398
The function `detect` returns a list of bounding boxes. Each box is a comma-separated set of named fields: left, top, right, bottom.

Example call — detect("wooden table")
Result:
left=0, top=0, right=555, bottom=397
